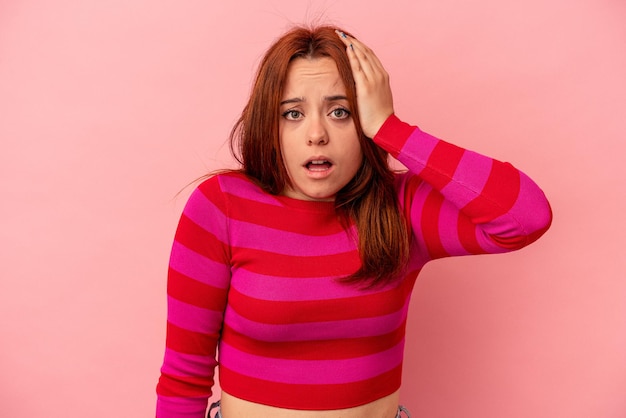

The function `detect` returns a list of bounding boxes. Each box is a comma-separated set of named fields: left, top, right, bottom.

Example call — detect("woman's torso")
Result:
left=212, top=172, right=422, bottom=410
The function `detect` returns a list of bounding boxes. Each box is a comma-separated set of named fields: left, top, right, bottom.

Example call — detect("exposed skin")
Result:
left=279, top=56, right=363, bottom=202
left=220, top=31, right=400, bottom=418
left=220, top=391, right=400, bottom=418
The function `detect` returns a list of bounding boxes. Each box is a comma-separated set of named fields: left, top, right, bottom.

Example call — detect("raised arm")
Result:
left=376, top=116, right=552, bottom=258
left=337, top=31, right=552, bottom=258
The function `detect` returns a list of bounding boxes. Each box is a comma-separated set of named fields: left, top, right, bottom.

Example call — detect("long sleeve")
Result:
left=156, top=178, right=232, bottom=417
left=375, top=114, right=552, bottom=260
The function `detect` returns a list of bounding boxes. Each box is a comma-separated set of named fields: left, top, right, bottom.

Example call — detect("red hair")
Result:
left=230, top=25, right=409, bottom=287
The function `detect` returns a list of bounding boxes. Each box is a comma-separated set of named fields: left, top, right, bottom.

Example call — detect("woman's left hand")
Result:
left=336, top=30, right=394, bottom=139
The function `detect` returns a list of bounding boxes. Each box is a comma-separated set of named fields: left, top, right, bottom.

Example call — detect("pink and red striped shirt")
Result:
left=156, top=115, right=552, bottom=417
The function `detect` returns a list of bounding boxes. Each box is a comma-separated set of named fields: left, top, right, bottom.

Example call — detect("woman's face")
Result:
left=279, top=57, right=363, bottom=201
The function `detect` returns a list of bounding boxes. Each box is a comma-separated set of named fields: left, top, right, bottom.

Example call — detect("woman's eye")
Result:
left=330, top=108, right=350, bottom=119
left=283, top=110, right=302, bottom=120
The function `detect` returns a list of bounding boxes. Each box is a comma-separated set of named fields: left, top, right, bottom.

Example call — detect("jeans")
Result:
left=208, top=400, right=411, bottom=418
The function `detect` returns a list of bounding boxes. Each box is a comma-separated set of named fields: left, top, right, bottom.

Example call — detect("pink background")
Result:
left=1, top=0, right=624, bottom=417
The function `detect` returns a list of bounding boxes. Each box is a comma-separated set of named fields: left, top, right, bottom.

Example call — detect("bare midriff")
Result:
left=220, top=390, right=400, bottom=418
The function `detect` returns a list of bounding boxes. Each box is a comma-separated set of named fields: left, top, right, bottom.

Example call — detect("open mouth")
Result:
left=306, top=160, right=333, bottom=171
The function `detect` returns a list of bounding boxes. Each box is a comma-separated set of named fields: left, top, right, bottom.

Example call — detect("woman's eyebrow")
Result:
left=324, top=95, right=348, bottom=102
left=280, top=95, right=348, bottom=106
left=280, top=97, right=304, bottom=106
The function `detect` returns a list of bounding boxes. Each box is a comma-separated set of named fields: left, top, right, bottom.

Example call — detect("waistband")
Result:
left=208, top=401, right=411, bottom=418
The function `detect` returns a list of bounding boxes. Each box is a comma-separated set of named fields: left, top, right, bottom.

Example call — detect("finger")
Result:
left=350, top=42, right=376, bottom=80
left=346, top=41, right=368, bottom=85
left=336, top=31, right=385, bottom=81
left=336, top=31, right=367, bottom=79
left=348, top=37, right=387, bottom=80
left=335, top=32, right=370, bottom=73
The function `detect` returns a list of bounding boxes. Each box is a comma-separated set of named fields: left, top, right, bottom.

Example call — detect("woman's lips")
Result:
left=306, top=160, right=332, bottom=171
left=304, top=158, right=334, bottom=178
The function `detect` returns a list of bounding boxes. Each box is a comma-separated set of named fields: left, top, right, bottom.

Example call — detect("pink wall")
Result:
left=1, top=1, right=624, bottom=417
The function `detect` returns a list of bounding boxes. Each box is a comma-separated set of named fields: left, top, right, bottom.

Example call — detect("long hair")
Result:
left=229, top=25, right=409, bottom=287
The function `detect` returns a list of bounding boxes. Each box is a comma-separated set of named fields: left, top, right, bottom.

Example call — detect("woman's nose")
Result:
left=306, top=118, right=328, bottom=145
left=307, top=135, right=328, bottom=145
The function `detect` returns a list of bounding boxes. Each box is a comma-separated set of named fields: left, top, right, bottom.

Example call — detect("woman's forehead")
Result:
left=283, top=57, right=345, bottom=98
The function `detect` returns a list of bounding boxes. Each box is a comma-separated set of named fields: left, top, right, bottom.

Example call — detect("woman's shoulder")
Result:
left=392, top=169, right=427, bottom=208
left=392, top=169, right=421, bottom=191
left=194, top=170, right=275, bottom=203
left=194, top=170, right=251, bottom=192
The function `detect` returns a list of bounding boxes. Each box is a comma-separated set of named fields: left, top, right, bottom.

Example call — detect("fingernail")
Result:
left=350, top=44, right=354, bottom=50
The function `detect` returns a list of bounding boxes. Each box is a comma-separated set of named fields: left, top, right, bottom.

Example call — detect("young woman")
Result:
left=156, top=26, right=552, bottom=418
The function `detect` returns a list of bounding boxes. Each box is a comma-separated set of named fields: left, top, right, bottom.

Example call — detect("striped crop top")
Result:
left=156, top=115, right=552, bottom=417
